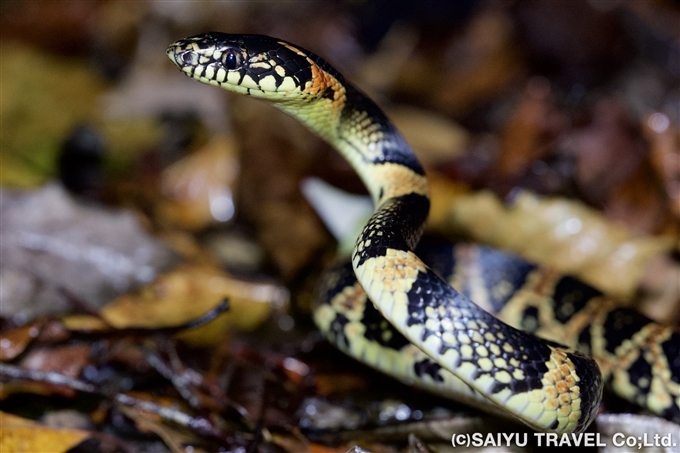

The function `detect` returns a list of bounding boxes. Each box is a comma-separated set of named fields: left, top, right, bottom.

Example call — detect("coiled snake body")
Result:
left=167, top=33, right=679, bottom=433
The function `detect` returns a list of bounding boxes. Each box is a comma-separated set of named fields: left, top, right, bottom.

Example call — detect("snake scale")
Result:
left=166, top=33, right=679, bottom=433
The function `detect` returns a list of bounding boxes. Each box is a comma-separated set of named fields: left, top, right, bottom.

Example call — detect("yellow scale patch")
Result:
left=370, top=164, right=429, bottom=207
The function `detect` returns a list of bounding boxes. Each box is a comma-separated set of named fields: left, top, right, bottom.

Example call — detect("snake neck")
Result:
left=274, top=80, right=430, bottom=212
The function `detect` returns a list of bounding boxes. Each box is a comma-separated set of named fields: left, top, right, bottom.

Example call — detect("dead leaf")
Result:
left=156, top=135, right=239, bottom=231
left=59, top=314, right=111, bottom=333
left=432, top=10, right=523, bottom=117
left=0, top=183, right=179, bottom=317
left=230, top=94, right=332, bottom=280
left=2, top=344, right=91, bottom=399
left=19, top=344, right=91, bottom=378
left=495, top=77, right=566, bottom=176
left=644, top=111, right=680, bottom=220
left=560, top=98, right=647, bottom=207
left=99, top=264, right=288, bottom=346
left=0, top=323, right=42, bottom=362
left=388, top=106, right=470, bottom=165
left=442, top=189, right=674, bottom=298
left=0, top=411, right=90, bottom=453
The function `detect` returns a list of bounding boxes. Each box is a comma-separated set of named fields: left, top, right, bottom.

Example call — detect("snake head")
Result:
left=167, top=33, right=326, bottom=100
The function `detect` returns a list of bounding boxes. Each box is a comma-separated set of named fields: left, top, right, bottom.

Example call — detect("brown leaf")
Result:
left=495, top=77, right=566, bottom=177
left=19, top=344, right=91, bottom=378
left=315, top=372, right=370, bottom=397
left=560, top=98, right=647, bottom=206
left=644, top=112, right=680, bottom=221
left=604, top=160, right=669, bottom=235
left=230, top=95, right=332, bottom=280
left=156, top=135, right=239, bottom=231
left=430, top=10, right=524, bottom=118
left=0, top=322, right=42, bottom=362
left=387, top=106, right=470, bottom=165
left=2, top=344, right=91, bottom=399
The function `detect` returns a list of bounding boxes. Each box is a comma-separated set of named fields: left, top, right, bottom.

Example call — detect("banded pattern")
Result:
left=164, top=32, right=678, bottom=433
left=316, top=243, right=680, bottom=426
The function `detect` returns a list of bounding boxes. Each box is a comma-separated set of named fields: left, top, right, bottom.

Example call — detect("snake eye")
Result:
left=221, top=48, right=243, bottom=70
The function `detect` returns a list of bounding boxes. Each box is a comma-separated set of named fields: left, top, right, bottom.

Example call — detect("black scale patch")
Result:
left=601, top=308, right=654, bottom=355
left=250, top=46, right=311, bottom=88
left=474, top=246, right=538, bottom=313
left=550, top=277, right=602, bottom=324
left=413, top=358, right=445, bottom=382
left=487, top=325, right=551, bottom=394
left=313, top=261, right=358, bottom=351
left=313, top=261, right=357, bottom=308
left=520, top=306, right=540, bottom=334
left=276, top=49, right=312, bottom=85
left=328, top=313, right=351, bottom=350
left=413, top=241, right=456, bottom=281
left=360, top=300, right=412, bottom=351
left=314, top=260, right=412, bottom=351
left=661, top=334, right=680, bottom=385
left=568, top=351, right=604, bottom=433
left=663, top=405, right=680, bottom=425
left=352, top=194, right=429, bottom=267
left=208, top=34, right=319, bottom=89
left=576, top=325, right=592, bottom=355
left=405, top=266, right=552, bottom=394
left=627, top=355, right=652, bottom=395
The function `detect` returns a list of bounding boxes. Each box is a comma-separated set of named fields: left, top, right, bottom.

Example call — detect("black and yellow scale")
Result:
left=166, top=33, right=680, bottom=434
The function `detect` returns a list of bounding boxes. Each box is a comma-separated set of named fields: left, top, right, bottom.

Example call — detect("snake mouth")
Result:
left=165, top=45, right=175, bottom=61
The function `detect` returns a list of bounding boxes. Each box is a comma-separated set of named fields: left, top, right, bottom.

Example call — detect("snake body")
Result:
left=315, top=242, right=680, bottom=427
left=167, top=33, right=678, bottom=433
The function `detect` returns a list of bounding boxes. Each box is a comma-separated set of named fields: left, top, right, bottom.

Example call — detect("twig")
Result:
left=0, top=363, right=240, bottom=444
left=145, top=340, right=255, bottom=428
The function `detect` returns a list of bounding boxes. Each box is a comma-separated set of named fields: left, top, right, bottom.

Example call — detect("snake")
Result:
left=166, top=33, right=679, bottom=433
